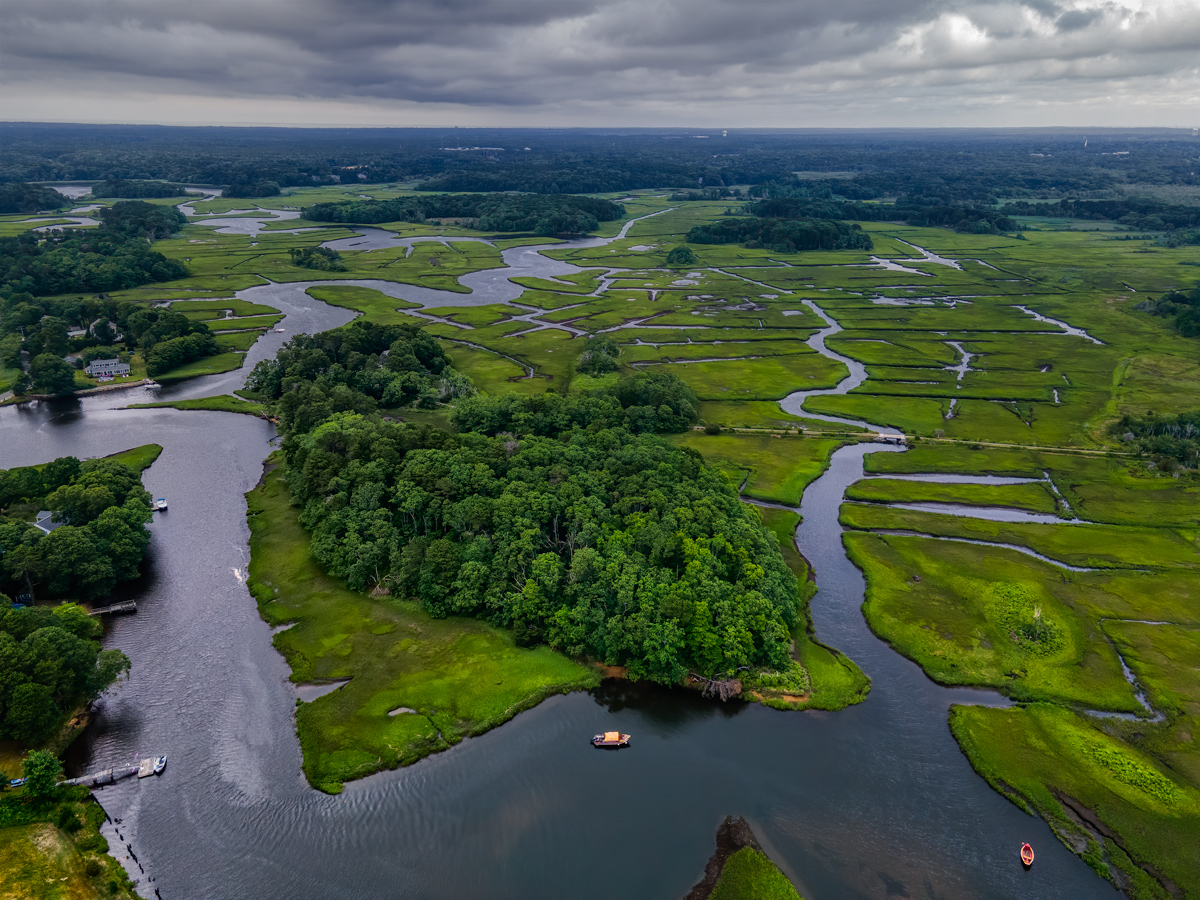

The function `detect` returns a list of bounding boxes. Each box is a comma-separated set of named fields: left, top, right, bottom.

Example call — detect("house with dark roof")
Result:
left=34, top=510, right=64, bottom=534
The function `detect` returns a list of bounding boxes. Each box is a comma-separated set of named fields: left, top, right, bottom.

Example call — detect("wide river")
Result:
left=0, top=220, right=1111, bottom=899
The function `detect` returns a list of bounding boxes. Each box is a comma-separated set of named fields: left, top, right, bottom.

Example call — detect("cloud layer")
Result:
left=2, top=0, right=1197, bottom=126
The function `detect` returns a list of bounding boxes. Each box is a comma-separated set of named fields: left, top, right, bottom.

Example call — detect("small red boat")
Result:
left=591, top=731, right=630, bottom=748
left=1020, top=843, right=1034, bottom=867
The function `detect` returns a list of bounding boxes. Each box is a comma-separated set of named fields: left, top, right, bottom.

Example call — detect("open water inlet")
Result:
left=0, top=221, right=1116, bottom=899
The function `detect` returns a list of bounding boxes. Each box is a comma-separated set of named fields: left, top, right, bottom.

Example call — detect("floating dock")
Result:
left=62, top=757, right=161, bottom=788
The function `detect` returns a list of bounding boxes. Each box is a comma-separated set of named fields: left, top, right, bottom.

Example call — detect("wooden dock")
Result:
left=62, top=757, right=160, bottom=788
left=62, top=765, right=139, bottom=788
left=88, top=601, right=137, bottom=616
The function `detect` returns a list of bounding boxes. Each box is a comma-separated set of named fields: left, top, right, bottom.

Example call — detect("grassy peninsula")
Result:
left=246, top=463, right=599, bottom=793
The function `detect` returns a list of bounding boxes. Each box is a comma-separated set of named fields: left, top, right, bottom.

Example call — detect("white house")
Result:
left=85, top=358, right=131, bottom=378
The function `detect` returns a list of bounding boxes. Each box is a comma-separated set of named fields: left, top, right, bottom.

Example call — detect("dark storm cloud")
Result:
left=1056, top=8, right=1104, bottom=29
left=1, top=0, right=1197, bottom=125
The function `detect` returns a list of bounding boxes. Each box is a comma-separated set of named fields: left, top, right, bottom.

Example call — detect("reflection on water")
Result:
left=589, top=679, right=748, bottom=725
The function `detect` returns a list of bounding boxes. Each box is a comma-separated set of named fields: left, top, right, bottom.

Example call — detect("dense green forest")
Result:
left=0, top=456, right=153, bottom=602
left=284, top=412, right=798, bottom=683
left=0, top=182, right=69, bottom=214
left=449, top=371, right=699, bottom=436
left=0, top=600, right=130, bottom=744
left=686, top=217, right=874, bottom=252
left=0, top=201, right=188, bottom=297
left=90, top=179, right=191, bottom=199
left=255, top=318, right=785, bottom=684
left=246, top=320, right=473, bottom=429
left=303, top=193, right=625, bottom=235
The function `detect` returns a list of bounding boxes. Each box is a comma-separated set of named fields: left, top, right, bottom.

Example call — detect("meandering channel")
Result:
left=0, top=223, right=1113, bottom=899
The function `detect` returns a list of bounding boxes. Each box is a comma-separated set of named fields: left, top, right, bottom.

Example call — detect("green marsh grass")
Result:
left=245, top=464, right=599, bottom=793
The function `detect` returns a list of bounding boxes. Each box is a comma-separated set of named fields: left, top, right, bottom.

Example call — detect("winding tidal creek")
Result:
left=0, top=222, right=1113, bottom=899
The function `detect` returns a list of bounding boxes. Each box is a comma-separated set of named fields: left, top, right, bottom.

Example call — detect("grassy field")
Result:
left=672, top=432, right=850, bottom=506
left=153, top=351, right=245, bottom=382
left=245, top=462, right=601, bottom=793
left=105, top=443, right=162, bottom=472
left=0, top=818, right=135, bottom=900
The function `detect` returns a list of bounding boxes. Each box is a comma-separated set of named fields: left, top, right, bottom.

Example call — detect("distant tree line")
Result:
left=686, top=217, right=874, bottom=253
left=90, top=179, right=191, bottom=199
left=302, top=194, right=625, bottom=235
left=4, top=124, right=1199, bottom=207
left=1155, top=229, right=1200, bottom=249
left=1002, top=197, right=1200, bottom=231
left=223, top=181, right=281, bottom=198
left=747, top=196, right=1021, bottom=234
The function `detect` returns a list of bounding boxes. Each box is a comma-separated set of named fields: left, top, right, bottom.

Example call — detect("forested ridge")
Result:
left=302, top=193, right=625, bottom=235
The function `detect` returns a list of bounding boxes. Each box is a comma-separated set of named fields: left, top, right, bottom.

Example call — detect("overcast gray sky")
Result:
left=2, top=0, right=1197, bottom=127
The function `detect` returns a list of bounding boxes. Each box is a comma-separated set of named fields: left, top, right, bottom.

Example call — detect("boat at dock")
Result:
left=153, top=498, right=168, bottom=511
left=1021, top=843, right=1034, bottom=867
left=153, top=755, right=167, bottom=775
left=591, top=731, right=630, bottom=748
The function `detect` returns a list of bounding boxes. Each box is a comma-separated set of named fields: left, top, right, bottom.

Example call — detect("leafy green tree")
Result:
left=37, top=317, right=71, bottom=357
left=666, top=245, right=698, bottom=266
left=26, top=353, right=76, bottom=395
left=6, top=684, right=61, bottom=744
left=20, top=749, right=62, bottom=800
left=576, top=335, right=620, bottom=375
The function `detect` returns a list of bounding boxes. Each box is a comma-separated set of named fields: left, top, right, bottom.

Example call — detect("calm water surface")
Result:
left=0, top=224, right=1114, bottom=899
